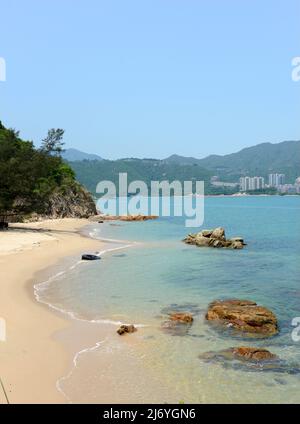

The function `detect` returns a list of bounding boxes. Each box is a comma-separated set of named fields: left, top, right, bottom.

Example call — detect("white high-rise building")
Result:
left=240, top=176, right=265, bottom=192
left=269, top=173, right=285, bottom=187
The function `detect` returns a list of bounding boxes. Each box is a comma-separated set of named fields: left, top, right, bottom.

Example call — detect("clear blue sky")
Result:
left=0, top=0, right=299, bottom=159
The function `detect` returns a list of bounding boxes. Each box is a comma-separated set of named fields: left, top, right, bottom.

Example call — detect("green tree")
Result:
left=41, top=128, right=65, bottom=156
left=0, top=123, right=76, bottom=226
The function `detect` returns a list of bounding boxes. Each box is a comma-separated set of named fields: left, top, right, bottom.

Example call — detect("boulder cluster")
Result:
left=199, top=298, right=284, bottom=370
left=92, top=214, right=158, bottom=222
left=112, top=222, right=290, bottom=372
left=157, top=298, right=287, bottom=371
left=183, top=227, right=246, bottom=249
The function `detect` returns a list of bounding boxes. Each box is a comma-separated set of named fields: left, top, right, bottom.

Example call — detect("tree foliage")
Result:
left=41, top=128, right=65, bottom=155
left=0, top=121, right=75, bottom=222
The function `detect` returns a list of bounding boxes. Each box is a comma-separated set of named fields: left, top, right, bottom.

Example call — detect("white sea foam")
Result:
left=56, top=337, right=109, bottom=403
left=34, top=231, right=140, bottom=326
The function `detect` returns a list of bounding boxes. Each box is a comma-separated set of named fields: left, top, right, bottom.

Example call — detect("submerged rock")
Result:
left=169, top=312, right=194, bottom=323
left=206, top=299, right=278, bottom=337
left=199, top=347, right=300, bottom=374
left=160, top=303, right=202, bottom=316
left=117, top=324, right=137, bottom=335
left=200, top=347, right=277, bottom=362
left=230, top=347, right=277, bottom=361
left=160, top=308, right=196, bottom=336
left=183, top=227, right=246, bottom=249
left=161, top=319, right=193, bottom=337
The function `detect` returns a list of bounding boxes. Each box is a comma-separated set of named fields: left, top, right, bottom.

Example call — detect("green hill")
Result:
left=69, top=158, right=213, bottom=195
left=164, top=140, right=300, bottom=182
left=69, top=140, right=300, bottom=195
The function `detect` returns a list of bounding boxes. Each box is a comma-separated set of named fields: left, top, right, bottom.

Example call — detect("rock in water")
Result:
left=230, top=347, right=277, bottom=361
left=169, top=312, right=194, bottom=323
left=183, top=227, right=246, bottom=249
left=117, top=324, right=137, bottom=335
left=81, top=254, right=101, bottom=261
left=211, top=227, right=226, bottom=240
left=161, top=320, right=193, bottom=337
left=95, top=214, right=158, bottom=222
left=161, top=311, right=194, bottom=336
left=198, top=346, right=300, bottom=374
left=206, top=299, right=278, bottom=337
left=199, top=347, right=277, bottom=363
left=119, top=215, right=158, bottom=221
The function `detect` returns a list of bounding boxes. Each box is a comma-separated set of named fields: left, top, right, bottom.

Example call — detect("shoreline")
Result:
left=0, top=218, right=105, bottom=404
left=2, top=197, right=298, bottom=403
left=1, top=217, right=151, bottom=404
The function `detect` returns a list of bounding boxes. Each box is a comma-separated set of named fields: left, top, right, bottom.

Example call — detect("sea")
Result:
left=35, top=196, right=300, bottom=403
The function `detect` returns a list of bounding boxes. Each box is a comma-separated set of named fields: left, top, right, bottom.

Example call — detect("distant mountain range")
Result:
left=163, top=140, right=300, bottom=182
left=62, top=148, right=102, bottom=161
left=69, top=158, right=213, bottom=195
left=64, top=140, right=300, bottom=194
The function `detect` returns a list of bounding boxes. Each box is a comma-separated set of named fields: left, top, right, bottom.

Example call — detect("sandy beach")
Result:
left=0, top=218, right=104, bottom=404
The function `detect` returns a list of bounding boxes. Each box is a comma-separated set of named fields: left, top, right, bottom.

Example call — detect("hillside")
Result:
left=69, top=158, right=214, bottom=195
left=62, top=148, right=102, bottom=161
left=164, top=140, right=300, bottom=182
left=0, top=121, right=96, bottom=224
left=68, top=140, right=300, bottom=195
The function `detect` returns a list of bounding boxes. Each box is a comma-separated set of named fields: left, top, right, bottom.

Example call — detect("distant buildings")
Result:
left=240, top=176, right=265, bottom=191
left=277, top=177, right=300, bottom=194
left=212, top=173, right=300, bottom=195
left=269, top=173, right=285, bottom=187
left=210, top=176, right=239, bottom=188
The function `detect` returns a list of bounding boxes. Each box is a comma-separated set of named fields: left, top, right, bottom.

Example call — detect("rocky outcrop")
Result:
left=93, top=214, right=158, bottom=222
left=45, top=183, right=97, bottom=218
left=183, top=227, right=246, bottom=249
left=24, top=183, right=97, bottom=221
left=117, top=324, right=137, bottom=335
left=206, top=299, right=278, bottom=337
left=199, top=347, right=277, bottom=362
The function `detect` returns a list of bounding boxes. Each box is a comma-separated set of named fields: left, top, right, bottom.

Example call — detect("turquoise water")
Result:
left=39, top=196, right=300, bottom=403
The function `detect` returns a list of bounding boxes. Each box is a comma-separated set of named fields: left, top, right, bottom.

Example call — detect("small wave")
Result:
left=34, top=239, right=138, bottom=324
left=56, top=337, right=109, bottom=403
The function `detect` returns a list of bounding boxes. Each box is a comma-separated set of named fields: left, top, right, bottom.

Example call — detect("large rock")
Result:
left=206, top=299, right=278, bottom=337
left=183, top=227, right=246, bottom=249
